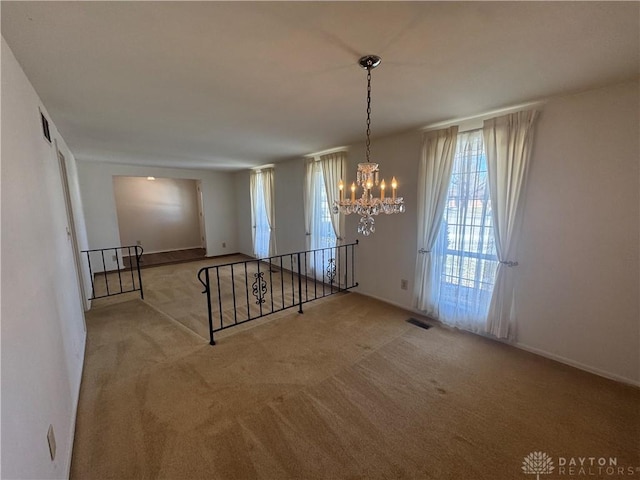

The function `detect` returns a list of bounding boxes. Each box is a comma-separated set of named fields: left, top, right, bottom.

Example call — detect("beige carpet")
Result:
left=72, top=285, right=639, bottom=479
left=123, top=254, right=345, bottom=340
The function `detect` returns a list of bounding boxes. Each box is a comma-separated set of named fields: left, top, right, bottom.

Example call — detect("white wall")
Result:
left=77, top=162, right=238, bottom=258
left=516, top=82, right=639, bottom=384
left=274, top=159, right=306, bottom=255
left=1, top=37, right=88, bottom=479
left=113, top=176, right=201, bottom=253
left=268, top=81, right=640, bottom=385
left=353, top=81, right=640, bottom=384
left=234, top=159, right=309, bottom=258
left=344, top=130, right=422, bottom=307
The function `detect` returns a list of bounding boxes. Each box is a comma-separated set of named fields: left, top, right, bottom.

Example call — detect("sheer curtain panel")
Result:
left=483, top=110, right=539, bottom=339
left=320, top=152, right=346, bottom=244
left=413, top=126, right=458, bottom=316
left=250, top=169, right=273, bottom=259
left=303, top=159, right=315, bottom=251
left=261, top=167, right=276, bottom=257
left=432, top=130, right=498, bottom=332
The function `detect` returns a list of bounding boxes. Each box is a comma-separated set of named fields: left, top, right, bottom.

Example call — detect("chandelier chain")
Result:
left=365, top=68, right=371, bottom=163
left=333, top=55, right=405, bottom=236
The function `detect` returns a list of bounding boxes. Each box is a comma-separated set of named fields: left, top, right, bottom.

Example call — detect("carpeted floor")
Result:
left=72, top=262, right=640, bottom=479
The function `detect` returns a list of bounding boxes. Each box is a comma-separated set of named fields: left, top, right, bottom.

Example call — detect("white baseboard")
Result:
left=514, top=341, right=639, bottom=388
left=137, top=246, right=204, bottom=255
left=353, top=290, right=639, bottom=388
left=353, top=290, right=435, bottom=322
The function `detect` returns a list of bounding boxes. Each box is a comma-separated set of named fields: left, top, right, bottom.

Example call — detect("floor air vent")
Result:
left=407, top=318, right=432, bottom=330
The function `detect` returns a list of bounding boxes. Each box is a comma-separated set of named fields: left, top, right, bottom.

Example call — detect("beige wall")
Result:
left=515, top=81, right=639, bottom=384
left=78, top=162, right=237, bottom=258
left=1, top=37, right=87, bottom=479
left=245, top=80, right=639, bottom=385
left=113, top=176, right=201, bottom=253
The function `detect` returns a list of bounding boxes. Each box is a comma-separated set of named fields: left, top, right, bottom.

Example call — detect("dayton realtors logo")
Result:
left=522, top=452, right=640, bottom=478
left=522, top=452, right=555, bottom=480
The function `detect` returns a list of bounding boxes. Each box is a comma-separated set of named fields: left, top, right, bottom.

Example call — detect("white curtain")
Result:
left=413, top=126, right=458, bottom=316
left=261, top=167, right=276, bottom=257
left=432, top=130, right=497, bottom=333
left=250, top=169, right=274, bottom=259
left=250, top=170, right=259, bottom=256
left=303, top=160, right=337, bottom=280
left=319, top=152, right=346, bottom=244
left=483, top=110, right=539, bottom=339
left=303, top=159, right=315, bottom=251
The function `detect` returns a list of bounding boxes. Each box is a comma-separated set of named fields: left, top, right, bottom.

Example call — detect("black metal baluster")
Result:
left=322, top=248, right=325, bottom=297
left=128, top=246, right=135, bottom=288
left=297, top=252, right=303, bottom=313
left=280, top=256, right=284, bottom=309
left=290, top=254, right=294, bottom=306
left=352, top=242, right=355, bottom=287
left=314, top=250, right=317, bottom=300
left=245, top=262, right=250, bottom=320
left=269, top=258, right=274, bottom=314
left=101, top=250, right=110, bottom=296
left=86, top=251, right=95, bottom=299
left=136, top=246, right=144, bottom=299
left=304, top=251, right=308, bottom=302
left=205, top=268, right=215, bottom=345
left=337, top=245, right=342, bottom=291
left=216, top=267, right=223, bottom=329
left=115, top=248, right=123, bottom=293
left=231, top=264, right=237, bottom=325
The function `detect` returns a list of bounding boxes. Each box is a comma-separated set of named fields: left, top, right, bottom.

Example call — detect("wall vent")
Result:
left=40, top=111, right=51, bottom=143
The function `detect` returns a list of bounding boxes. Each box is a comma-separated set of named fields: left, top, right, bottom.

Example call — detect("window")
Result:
left=305, top=160, right=337, bottom=280
left=433, top=130, right=498, bottom=328
left=250, top=170, right=272, bottom=259
left=310, top=164, right=336, bottom=251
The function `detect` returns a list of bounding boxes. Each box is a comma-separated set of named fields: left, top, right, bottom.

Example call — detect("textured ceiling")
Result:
left=2, top=2, right=638, bottom=170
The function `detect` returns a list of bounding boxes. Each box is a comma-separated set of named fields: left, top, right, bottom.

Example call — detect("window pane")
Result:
left=254, top=173, right=270, bottom=258
left=309, top=166, right=336, bottom=280
left=436, top=130, right=498, bottom=328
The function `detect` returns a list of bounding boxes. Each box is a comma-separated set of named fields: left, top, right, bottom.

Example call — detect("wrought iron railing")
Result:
left=197, top=241, right=358, bottom=345
left=81, top=245, right=144, bottom=300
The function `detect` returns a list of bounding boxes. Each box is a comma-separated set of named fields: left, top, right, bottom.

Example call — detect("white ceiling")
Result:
left=2, top=2, right=638, bottom=171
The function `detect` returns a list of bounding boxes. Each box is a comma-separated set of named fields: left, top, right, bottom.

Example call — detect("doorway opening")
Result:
left=112, top=176, right=207, bottom=268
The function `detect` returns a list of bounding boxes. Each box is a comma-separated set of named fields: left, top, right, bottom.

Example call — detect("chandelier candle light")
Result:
left=334, top=55, right=405, bottom=236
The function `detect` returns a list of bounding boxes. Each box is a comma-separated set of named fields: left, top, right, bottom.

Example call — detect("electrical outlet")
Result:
left=47, top=424, right=56, bottom=461
left=112, top=255, right=117, bottom=262
left=400, top=279, right=408, bottom=290
left=136, top=240, right=142, bottom=246
left=222, top=242, right=226, bottom=248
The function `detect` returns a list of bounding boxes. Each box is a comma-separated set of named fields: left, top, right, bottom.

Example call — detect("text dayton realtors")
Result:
left=557, top=457, right=638, bottom=477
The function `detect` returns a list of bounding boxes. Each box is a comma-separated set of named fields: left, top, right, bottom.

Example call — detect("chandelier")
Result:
left=333, top=55, right=405, bottom=236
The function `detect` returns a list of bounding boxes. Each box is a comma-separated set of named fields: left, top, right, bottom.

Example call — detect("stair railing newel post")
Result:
left=197, top=267, right=215, bottom=345
left=135, top=245, right=144, bottom=299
